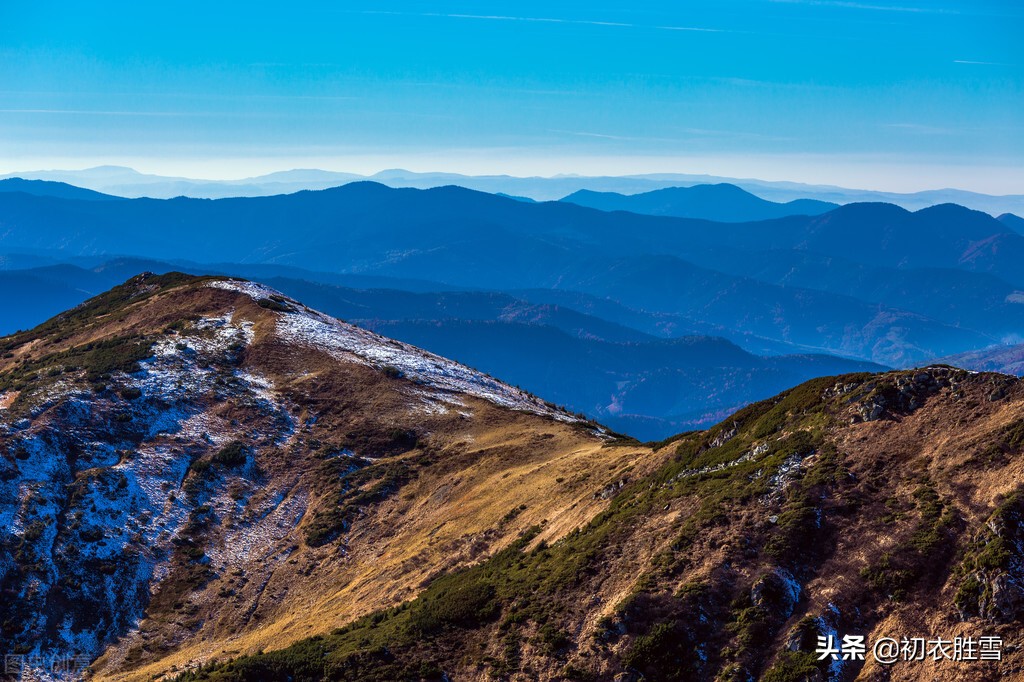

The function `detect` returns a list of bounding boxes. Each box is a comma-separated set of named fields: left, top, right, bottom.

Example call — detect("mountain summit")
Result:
left=1, top=275, right=1023, bottom=681
left=0, top=274, right=635, bottom=680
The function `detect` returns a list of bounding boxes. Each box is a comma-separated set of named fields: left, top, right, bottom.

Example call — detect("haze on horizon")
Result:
left=1, top=0, right=1021, bottom=194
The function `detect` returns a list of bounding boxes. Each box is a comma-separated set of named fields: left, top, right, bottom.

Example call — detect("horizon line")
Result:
left=1, top=163, right=1023, bottom=199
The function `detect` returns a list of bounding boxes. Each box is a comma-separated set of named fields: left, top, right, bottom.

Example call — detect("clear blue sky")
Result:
left=1, top=1, right=1021, bottom=191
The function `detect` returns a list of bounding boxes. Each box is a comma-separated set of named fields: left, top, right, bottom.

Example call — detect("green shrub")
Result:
left=762, top=652, right=827, bottom=682
left=407, top=577, right=498, bottom=635
left=623, top=621, right=696, bottom=679
left=213, top=442, right=247, bottom=468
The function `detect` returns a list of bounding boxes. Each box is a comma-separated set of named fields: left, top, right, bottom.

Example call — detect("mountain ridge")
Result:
left=560, top=183, right=837, bottom=222
left=3, top=276, right=1023, bottom=681
left=0, top=273, right=639, bottom=681
left=3, top=166, right=1022, bottom=215
left=1, top=182, right=1019, bottom=367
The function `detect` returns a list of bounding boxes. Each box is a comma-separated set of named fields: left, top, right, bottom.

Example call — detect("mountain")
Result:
left=0, top=274, right=615, bottom=680
left=4, top=278, right=1022, bottom=680
left=0, top=177, right=121, bottom=201
left=0, top=183, right=1019, bottom=367
left=357, top=318, right=883, bottom=439
left=0, top=263, right=884, bottom=439
left=561, top=184, right=837, bottom=222
left=999, top=213, right=1024, bottom=235
left=939, top=343, right=1024, bottom=376
left=5, top=166, right=1024, bottom=215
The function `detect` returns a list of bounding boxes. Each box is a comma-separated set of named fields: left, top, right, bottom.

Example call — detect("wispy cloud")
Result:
left=882, top=122, right=955, bottom=135
left=953, top=59, right=1018, bottom=67
left=0, top=109, right=205, bottom=117
left=768, top=0, right=957, bottom=13
left=548, top=129, right=687, bottom=144
left=353, top=10, right=725, bottom=34
left=655, top=25, right=727, bottom=33
left=549, top=128, right=795, bottom=143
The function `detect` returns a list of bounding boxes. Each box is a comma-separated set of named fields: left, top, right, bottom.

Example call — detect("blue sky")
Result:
left=1, top=1, right=1021, bottom=191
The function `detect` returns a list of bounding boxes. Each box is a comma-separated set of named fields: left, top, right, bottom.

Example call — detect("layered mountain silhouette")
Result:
left=2, top=276, right=1022, bottom=681
left=560, top=183, right=837, bottom=222
left=5, top=166, right=1024, bottom=215
left=1, top=179, right=1023, bottom=437
left=0, top=261, right=881, bottom=439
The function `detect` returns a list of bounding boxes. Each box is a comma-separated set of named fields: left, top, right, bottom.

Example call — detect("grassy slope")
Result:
left=3, top=276, right=1022, bottom=682
left=172, top=368, right=1024, bottom=682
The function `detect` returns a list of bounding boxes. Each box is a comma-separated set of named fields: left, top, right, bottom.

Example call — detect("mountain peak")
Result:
left=205, top=278, right=581, bottom=421
left=0, top=275, right=611, bottom=678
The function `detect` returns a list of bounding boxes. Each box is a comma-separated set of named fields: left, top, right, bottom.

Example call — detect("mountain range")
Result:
left=1, top=275, right=1022, bottom=681
left=1, top=178, right=1023, bottom=438
left=4, top=166, right=1024, bottom=215
left=0, top=259, right=881, bottom=439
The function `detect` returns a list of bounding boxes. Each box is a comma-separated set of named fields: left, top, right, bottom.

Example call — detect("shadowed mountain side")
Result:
left=938, top=343, right=1024, bottom=376
left=999, top=212, right=1024, bottom=234
left=541, top=255, right=996, bottom=366
left=709, top=203, right=1024, bottom=284
left=561, top=183, right=837, bottom=222
left=669, top=248, right=1024, bottom=340
left=0, top=184, right=1018, bottom=365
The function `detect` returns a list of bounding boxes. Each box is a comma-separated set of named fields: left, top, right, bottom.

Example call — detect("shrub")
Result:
left=762, top=652, right=827, bottom=682
left=407, top=577, right=498, bottom=635
left=213, top=442, right=247, bottom=468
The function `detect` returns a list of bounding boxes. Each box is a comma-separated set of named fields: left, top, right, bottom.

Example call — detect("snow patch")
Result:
left=206, top=281, right=579, bottom=422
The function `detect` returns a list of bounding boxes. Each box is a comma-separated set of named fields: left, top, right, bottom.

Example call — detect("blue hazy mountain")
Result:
left=560, top=183, right=837, bottom=222
left=5, top=167, right=1024, bottom=216
left=0, top=260, right=884, bottom=439
left=1, top=183, right=1020, bottom=284
left=999, top=213, right=1024, bottom=234
left=0, top=182, right=1019, bottom=370
left=0, top=177, right=121, bottom=201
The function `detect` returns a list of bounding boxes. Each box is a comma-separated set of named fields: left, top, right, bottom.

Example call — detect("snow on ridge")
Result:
left=207, top=279, right=280, bottom=302
left=205, top=280, right=582, bottom=423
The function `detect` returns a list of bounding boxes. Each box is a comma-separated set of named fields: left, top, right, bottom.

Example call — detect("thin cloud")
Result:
left=768, top=0, right=957, bottom=13
left=353, top=10, right=725, bottom=34
left=549, top=129, right=683, bottom=144
left=655, top=25, right=727, bottom=33
left=883, top=123, right=955, bottom=135
left=953, top=59, right=1018, bottom=67
left=0, top=109, right=206, bottom=117
left=549, top=128, right=794, bottom=144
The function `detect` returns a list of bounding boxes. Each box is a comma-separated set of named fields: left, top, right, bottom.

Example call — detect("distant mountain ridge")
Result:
left=0, top=182, right=1019, bottom=367
left=0, top=260, right=884, bottom=439
left=2, top=181, right=1023, bottom=437
left=560, top=183, right=837, bottom=222
left=3, top=165, right=1023, bottom=215
left=0, top=177, right=121, bottom=201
